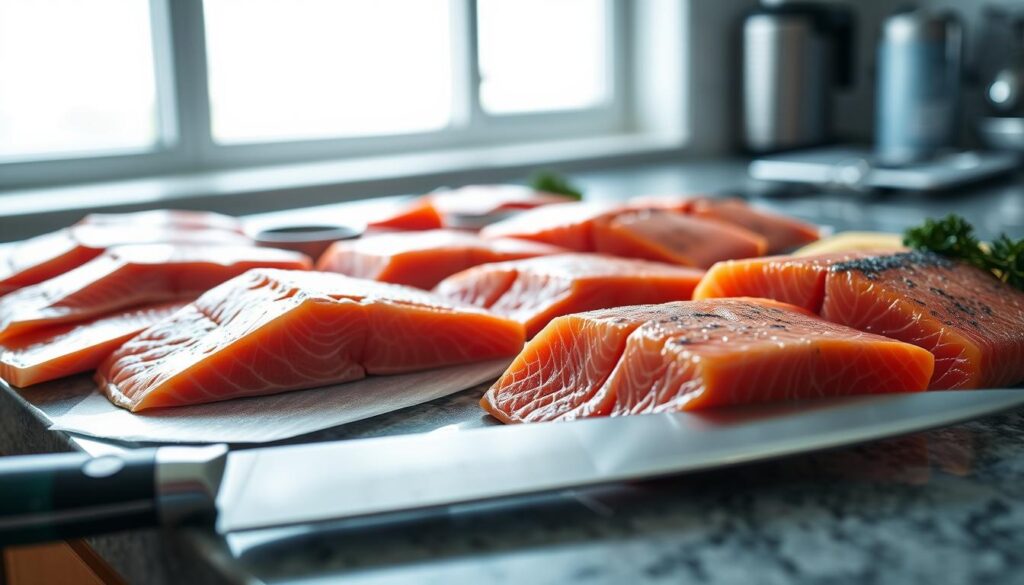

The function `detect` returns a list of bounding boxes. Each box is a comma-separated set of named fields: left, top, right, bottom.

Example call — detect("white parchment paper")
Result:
left=43, top=359, right=510, bottom=444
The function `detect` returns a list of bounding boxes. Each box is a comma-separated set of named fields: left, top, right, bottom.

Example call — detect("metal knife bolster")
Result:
left=155, top=444, right=229, bottom=526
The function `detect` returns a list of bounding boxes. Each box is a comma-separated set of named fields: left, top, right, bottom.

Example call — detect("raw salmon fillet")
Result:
left=435, top=253, right=704, bottom=337
left=0, top=244, right=311, bottom=341
left=316, top=229, right=564, bottom=289
left=690, top=198, right=820, bottom=253
left=694, top=251, right=1024, bottom=389
left=367, top=186, right=573, bottom=232
left=479, top=202, right=622, bottom=250
left=98, top=269, right=525, bottom=411
left=625, top=194, right=697, bottom=214
left=366, top=197, right=444, bottom=231
left=0, top=224, right=252, bottom=296
left=482, top=298, right=934, bottom=423
left=481, top=204, right=770, bottom=268
left=692, top=252, right=852, bottom=312
left=0, top=302, right=186, bottom=387
left=593, top=209, right=768, bottom=268
left=79, top=209, right=243, bottom=233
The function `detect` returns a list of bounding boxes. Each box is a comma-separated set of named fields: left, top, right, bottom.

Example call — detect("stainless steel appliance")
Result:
left=749, top=145, right=1019, bottom=191
left=875, top=9, right=963, bottom=165
left=979, top=7, right=1024, bottom=152
left=741, top=1, right=854, bottom=153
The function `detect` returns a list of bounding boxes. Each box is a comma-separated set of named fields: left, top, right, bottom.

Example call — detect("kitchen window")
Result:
left=0, top=0, right=629, bottom=189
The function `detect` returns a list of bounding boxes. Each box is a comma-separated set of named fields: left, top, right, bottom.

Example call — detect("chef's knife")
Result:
left=1, top=389, right=1023, bottom=546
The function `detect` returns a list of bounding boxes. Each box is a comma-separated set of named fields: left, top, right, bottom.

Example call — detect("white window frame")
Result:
left=0, top=0, right=630, bottom=189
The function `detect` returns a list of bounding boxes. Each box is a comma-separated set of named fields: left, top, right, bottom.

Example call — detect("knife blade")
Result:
left=0, top=389, right=1022, bottom=545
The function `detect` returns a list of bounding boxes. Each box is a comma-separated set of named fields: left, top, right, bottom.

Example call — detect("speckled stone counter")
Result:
left=1, top=160, right=1023, bottom=585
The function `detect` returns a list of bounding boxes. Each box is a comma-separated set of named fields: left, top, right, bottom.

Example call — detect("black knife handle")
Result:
left=0, top=449, right=160, bottom=546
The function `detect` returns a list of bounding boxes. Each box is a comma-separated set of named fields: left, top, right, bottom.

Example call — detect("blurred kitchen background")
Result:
left=1, top=0, right=1022, bottom=240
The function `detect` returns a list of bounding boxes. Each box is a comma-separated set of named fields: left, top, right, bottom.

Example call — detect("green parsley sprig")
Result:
left=903, top=214, right=1024, bottom=289
left=990, top=234, right=1024, bottom=289
left=529, top=170, right=583, bottom=201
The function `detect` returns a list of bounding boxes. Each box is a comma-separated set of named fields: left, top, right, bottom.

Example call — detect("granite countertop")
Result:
left=1, top=160, right=1023, bottom=585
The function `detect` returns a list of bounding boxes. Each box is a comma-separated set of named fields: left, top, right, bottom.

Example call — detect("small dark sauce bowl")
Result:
left=254, top=224, right=362, bottom=261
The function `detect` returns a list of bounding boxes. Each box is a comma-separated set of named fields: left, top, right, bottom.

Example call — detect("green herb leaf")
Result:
left=529, top=170, right=583, bottom=201
left=990, top=234, right=1024, bottom=289
left=903, top=214, right=1024, bottom=290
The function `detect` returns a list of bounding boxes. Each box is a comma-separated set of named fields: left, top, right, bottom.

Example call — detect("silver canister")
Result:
left=743, top=11, right=829, bottom=152
left=741, top=3, right=854, bottom=154
left=875, top=10, right=963, bottom=166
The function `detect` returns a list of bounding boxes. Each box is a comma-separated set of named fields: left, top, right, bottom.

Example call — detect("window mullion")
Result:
left=608, top=0, right=630, bottom=131
left=165, top=0, right=214, bottom=169
left=147, top=0, right=180, bottom=151
left=450, top=0, right=482, bottom=131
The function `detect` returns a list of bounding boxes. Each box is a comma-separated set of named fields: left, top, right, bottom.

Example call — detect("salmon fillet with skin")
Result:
left=0, top=301, right=187, bottom=387
left=0, top=224, right=253, bottom=297
left=0, top=244, right=311, bottom=341
left=690, top=198, right=820, bottom=253
left=482, top=298, right=935, bottom=423
left=98, top=269, right=525, bottom=411
left=593, top=209, right=768, bottom=268
left=316, top=229, right=564, bottom=290
left=435, top=253, right=704, bottom=337
left=694, top=251, right=1024, bottom=389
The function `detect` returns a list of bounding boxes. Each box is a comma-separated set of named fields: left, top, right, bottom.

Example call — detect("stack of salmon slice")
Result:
left=343, top=196, right=818, bottom=297
left=0, top=302, right=187, bottom=388
left=366, top=185, right=575, bottom=231
left=0, top=221, right=251, bottom=296
left=621, top=195, right=821, bottom=253
left=98, top=269, right=525, bottom=411
left=0, top=210, right=312, bottom=387
left=478, top=197, right=819, bottom=268
left=316, top=229, right=564, bottom=289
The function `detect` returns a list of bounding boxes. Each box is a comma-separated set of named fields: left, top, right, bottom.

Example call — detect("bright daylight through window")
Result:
left=0, top=0, right=159, bottom=160
left=477, top=0, right=608, bottom=114
left=204, top=0, right=454, bottom=143
left=0, top=0, right=620, bottom=184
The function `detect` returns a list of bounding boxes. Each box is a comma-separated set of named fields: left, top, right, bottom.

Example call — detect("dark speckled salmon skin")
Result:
left=694, top=251, right=1024, bottom=390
